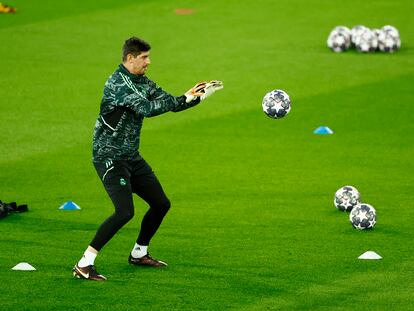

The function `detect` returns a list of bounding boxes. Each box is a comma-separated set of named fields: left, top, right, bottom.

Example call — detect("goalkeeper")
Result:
left=73, top=36, right=223, bottom=281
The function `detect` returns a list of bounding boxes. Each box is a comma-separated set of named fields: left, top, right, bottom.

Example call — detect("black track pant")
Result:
left=90, top=157, right=170, bottom=251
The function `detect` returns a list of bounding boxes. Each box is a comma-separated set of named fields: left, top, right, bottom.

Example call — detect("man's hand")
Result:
left=185, top=82, right=207, bottom=103
left=200, top=80, right=223, bottom=101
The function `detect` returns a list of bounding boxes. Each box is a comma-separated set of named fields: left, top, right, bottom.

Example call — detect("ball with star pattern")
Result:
left=354, top=29, right=378, bottom=52
left=334, top=186, right=361, bottom=212
left=327, top=26, right=352, bottom=52
left=262, top=89, right=291, bottom=119
left=378, top=26, right=401, bottom=53
left=349, top=203, right=377, bottom=230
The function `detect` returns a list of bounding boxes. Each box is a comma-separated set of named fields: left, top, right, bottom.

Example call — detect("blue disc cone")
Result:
left=59, top=201, right=81, bottom=210
left=314, top=126, right=333, bottom=134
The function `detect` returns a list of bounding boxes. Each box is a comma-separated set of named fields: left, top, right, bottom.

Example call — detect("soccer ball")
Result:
left=354, top=29, right=378, bottom=52
left=262, top=89, right=291, bottom=119
left=349, top=203, right=377, bottom=230
left=351, top=25, right=369, bottom=45
left=378, top=35, right=400, bottom=52
left=378, top=25, right=400, bottom=52
left=382, top=25, right=400, bottom=38
left=327, top=26, right=351, bottom=52
left=371, top=28, right=383, bottom=50
left=333, top=26, right=351, bottom=36
left=334, top=186, right=361, bottom=212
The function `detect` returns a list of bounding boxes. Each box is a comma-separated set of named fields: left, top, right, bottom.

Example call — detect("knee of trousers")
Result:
left=156, top=198, right=171, bottom=216
left=116, top=209, right=134, bottom=224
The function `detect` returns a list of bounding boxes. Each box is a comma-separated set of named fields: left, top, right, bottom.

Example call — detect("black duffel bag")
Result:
left=0, top=200, right=28, bottom=219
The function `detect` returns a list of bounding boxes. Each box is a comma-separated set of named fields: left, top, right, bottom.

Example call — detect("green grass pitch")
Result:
left=1, top=0, right=413, bottom=310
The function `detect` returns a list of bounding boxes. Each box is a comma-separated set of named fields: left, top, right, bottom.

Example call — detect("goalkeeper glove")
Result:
left=200, top=80, right=223, bottom=101
left=185, top=81, right=207, bottom=103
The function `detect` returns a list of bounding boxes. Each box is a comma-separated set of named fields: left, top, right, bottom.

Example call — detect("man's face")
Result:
left=127, top=51, right=150, bottom=75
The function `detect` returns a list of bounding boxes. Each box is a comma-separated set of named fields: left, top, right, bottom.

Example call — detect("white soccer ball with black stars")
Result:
left=349, top=203, right=377, bottom=230
left=371, top=28, right=383, bottom=50
left=382, top=25, right=400, bottom=38
left=262, top=89, right=291, bottom=119
left=355, top=29, right=378, bottom=52
left=327, top=26, right=351, bottom=52
left=334, top=185, right=361, bottom=212
left=378, top=35, right=400, bottom=52
left=351, top=25, right=369, bottom=45
left=378, top=25, right=401, bottom=53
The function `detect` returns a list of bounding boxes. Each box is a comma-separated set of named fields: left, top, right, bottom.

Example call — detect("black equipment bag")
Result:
left=0, top=200, right=28, bottom=219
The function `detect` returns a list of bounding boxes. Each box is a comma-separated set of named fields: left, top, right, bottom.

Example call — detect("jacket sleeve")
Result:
left=122, top=91, right=181, bottom=117
left=149, top=81, right=201, bottom=113
left=112, top=77, right=200, bottom=117
left=171, top=96, right=201, bottom=112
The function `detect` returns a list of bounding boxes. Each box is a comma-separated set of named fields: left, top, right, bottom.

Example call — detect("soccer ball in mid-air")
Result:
left=349, top=203, right=377, bottom=230
left=262, top=89, right=291, bottom=119
left=334, top=186, right=361, bottom=212
left=327, top=26, right=351, bottom=52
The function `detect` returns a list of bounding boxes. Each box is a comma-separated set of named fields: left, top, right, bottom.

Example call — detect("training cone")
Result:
left=358, top=251, right=382, bottom=260
left=313, top=126, right=334, bottom=134
left=59, top=201, right=81, bottom=210
left=12, top=262, right=36, bottom=271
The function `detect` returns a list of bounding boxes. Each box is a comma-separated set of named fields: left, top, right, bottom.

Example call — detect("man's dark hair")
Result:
left=122, top=37, right=151, bottom=62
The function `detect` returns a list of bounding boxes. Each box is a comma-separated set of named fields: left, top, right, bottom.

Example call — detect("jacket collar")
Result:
left=118, top=64, right=145, bottom=83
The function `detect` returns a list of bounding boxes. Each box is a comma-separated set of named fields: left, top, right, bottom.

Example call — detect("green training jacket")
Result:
left=92, top=64, right=199, bottom=162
